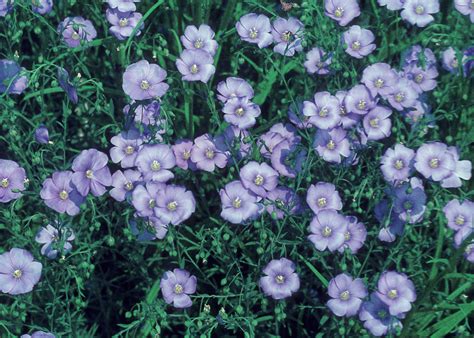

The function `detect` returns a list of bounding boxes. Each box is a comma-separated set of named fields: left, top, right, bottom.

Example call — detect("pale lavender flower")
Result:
left=160, top=268, right=197, bottom=308
left=21, top=331, right=56, bottom=338
left=131, top=182, right=164, bottom=217
left=0, top=159, right=26, bottom=203
left=35, top=224, right=75, bottom=259
left=327, top=273, right=368, bottom=317
left=306, top=182, right=343, bottom=214
left=135, top=144, right=175, bottom=183
left=401, top=0, right=439, bottom=27
left=155, top=185, right=196, bottom=226
left=324, top=0, right=361, bottom=26
left=313, top=128, right=351, bottom=164
left=57, top=17, right=97, bottom=48
left=0, top=0, right=13, bottom=17
left=363, top=106, right=392, bottom=141
left=107, top=0, right=139, bottom=12
left=443, top=199, right=473, bottom=232
left=440, top=146, right=472, bottom=188
left=106, top=9, right=143, bottom=40
left=359, top=293, right=403, bottom=336
left=181, top=24, right=218, bottom=56
left=362, top=63, right=398, bottom=97
left=240, top=161, right=279, bottom=197
left=220, top=180, right=260, bottom=224
left=110, top=129, right=143, bottom=168
left=308, top=210, right=347, bottom=252
left=40, top=171, right=84, bottom=216
left=222, top=97, right=261, bottom=129
left=259, top=258, right=300, bottom=300
left=0, top=248, right=42, bottom=295
left=304, top=47, right=332, bottom=75
left=381, top=144, right=415, bottom=184
left=122, top=60, right=169, bottom=101
left=236, top=13, right=273, bottom=48
left=387, top=78, right=419, bottom=111
left=266, top=186, right=301, bottom=219
left=442, top=47, right=460, bottom=73
left=414, top=142, right=456, bottom=181
left=32, top=0, right=53, bottom=15
left=191, top=134, right=228, bottom=172
left=259, top=123, right=301, bottom=159
left=303, top=91, right=341, bottom=129
left=271, top=17, right=304, bottom=56
left=377, top=0, right=405, bottom=10
left=72, top=149, right=112, bottom=197
left=376, top=271, right=416, bottom=316
left=109, top=169, right=141, bottom=202
left=454, top=0, right=474, bottom=23
left=176, top=49, right=215, bottom=83
left=35, top=125, right=50, bottom=144
left=338, top=216, right=367, bottom=254
left=403, top=64, right=438, bottom=93
left=216, top=77, right=254, bottom=103
left=172, top=140, right=195, bottom=170
left=0, top=59, right=28, bottom=95
left=345, top=84, right=376, bottom=115
left=336, top=90, right=360, bottom=129
left=343, top=25, right=376, bottom=59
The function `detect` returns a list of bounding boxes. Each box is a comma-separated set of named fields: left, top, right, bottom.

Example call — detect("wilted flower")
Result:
left=362, top=63, right=398, bottom=97
left=0, top=59, right=28, bottom=94
left=222, top=97, right=261, bottom=129
left=181, top=24, right=218, bottom=56
left=57, top=67, right=78, bottom=103
left=107, top=0, right=139, bottom=12
left=442, top=47, right=460, bottom=73
left=375, top=199, right=405, bottom=242
left=0, top=248, right=42, bottom=295
left=401, top=0, right=439, bottom=27
left=109, top=169, right=141, bottom=202
left=191, top=134, right=228, bottom=172
left=440, top=146, right=472, bottom=188
left=106, top=9, right=143, bottom=40
left=259, top=258, right=300, bottom=300
left=306, top=182, right=343, bottom=214
left=377, top=0, right=405, bottom=10
left=313, top=128, right=351, bottom=164
left=338, top=216, right=367, bottom=254
left=345, top=85, right=376, bottom=115
left=40, top=171, right=84, bottom=216
left=324, top=0, right=361, bottom=26
left=386, top=78, right=419, bottom=111
left=35, top=224, right=75, bottom=259
left=402, top=45, right=437, bottom=68
left=0, top=159, right=26, bottom=203
left=381, top=143, right=415, bottom=184
left=343, top=25, right=376, bottom=59
left=259, top=123, right=300, bottom=159
left=454, top=0, right=474, bottom=23
left=327, top=273, right=367, bottom=317
left=359, top=293, right=403, bottom=337
left=215, top=126, right=251, bottom=162
left=72, top=149, right=112, bottom=197
left=32, top=0, right=53, bottom=15
left=376, top=271, right=416, bottom=316
left=176, top=49, right=215, bottom=83
left=266, top=186, right=301, bottom=219
left=336, top=90, right=360, bottom=129
left=414, top=142, right=456, bottom=181
left=308, top=210, right=347, bottom=252
left=240, top=161, right=278, bottom=197
left=303, top=91, right=341, bottom=129
left=122, top=60, right=169, bottom=100
left=391, top=178, right=426, bottom=224
left=443, top=199, right=473, bottom=232
left=271, top=17, right=304, bottom=56
left=216, top=77, right=254, bottom=103
left=271, top=140, right=306, bottom=178
left=220, top=180, right=260, bottom=224
left=304, top=47, right=332, bottom=75
left=135, top=144, right=175, bottom=182
left=57, top=17, right=97, bottom=48
left=34, top=125, right=50, bottom=144
left=160, top=268, right=197, bottom=308
left=131, top=182, right=164, bottom=217
left=130, top=216, right=168, bottom=241
left=155, top=185, right=196, bottom=226
left=124, top=100, right=161, bottom=126
left=363, top=106, right=392, bottom=141
left=288, top=102, right=312, bottom=129
left=236, top=13, right=273, bottom=48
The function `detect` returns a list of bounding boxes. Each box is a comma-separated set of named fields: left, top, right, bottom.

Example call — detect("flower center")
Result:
left=235, top=107, right=245, bottom=116
left=151, top=160, right=161, bottom=171
left=233, top=197, right=242, bottom=209
left=194, top=39, right=203, bottom=49
left=71, top=31, right=80, bottom=40
left=190, top=64, right=199, bottom=74
left=403, top=201, right=413, bottom=211
left=375, top=78, right=384, bottom=88
left=124, top=182, right=133, bottom=191
left=254, top=174, right=264, bottom=186
left=140, top=80, right=150, bottom=90
left=322, top=226, right=332, bottom=237
left=395, top=92, right=405, bottom=103
left=340, top=290, right=350, bottom=301
left=281, top=31, right=292, bottom=42
left=415, top=74, right=424, bottom=83
left=317, top=197, right=327, bottom=207
left=351, top=41, right=361, bottom=51
left=370, top=118, right=379, bottom=128
left=148, top=198, right=156, bottom=208
left=249, top=27, right=258, bottom=39
left=388, top=289, right=398, bottom=299
left=275, top=275, right=285, bottom=284
left=167, top=201, right=178, bottom=211
left=86, top=170, right=93, bottom=179
left=319, top=107, right=328, bottom=117
left=1, top=178, right=9, bottom=188
left=415, top=5, right=425, bottom=14
left=429, top=158, right=439, bottom=169
left=335, top=7, right=344, bottom=18
left=205, top=148, right=215, bottom=159
left=183, top=150, right=191, bottom=160
left=59, top=190, right=69, bottom=200
left=174, top=284, right=183, bottom=294
left=455, top=215, right=465, bottom=226
left=452, top=59, right=459, bottom=68
left=119, top=18, right=128, bottom=27
left=125, top=145, right=134, bottom=155
left=326, top=140, right=336, bottom=150
left=344, top=231, right=351, bottom=241
left=13, top=269, right=22, bottom=279
left=358, top=100, right=366, bottom=110
left=394, top=159, right=404, bottom=170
